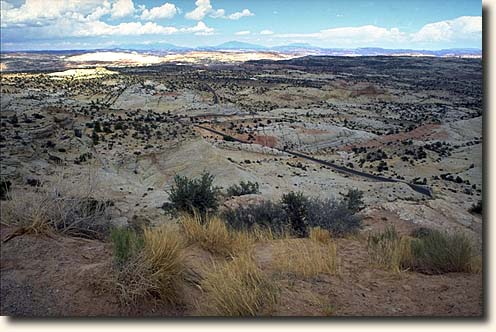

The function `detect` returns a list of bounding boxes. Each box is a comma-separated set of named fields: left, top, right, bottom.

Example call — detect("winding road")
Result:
left=194, top=124, right=433, bottom=198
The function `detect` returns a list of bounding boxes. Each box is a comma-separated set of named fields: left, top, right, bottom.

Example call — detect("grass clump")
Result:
left=408, top=230, right=476, bottom=274
left=181, top=214, right=252, bottom=256
left=274, top=239, right=338, bottom=278
left=114, top=224, right=185, bottom=306
left=110, top=228, right=144, bottom=267
left=200, top=254, right=278, bottom=316
left=368, top=226, right=479, bottom=274
left=168, top=172, right=220, bottom=218
left=367, top=225, right=412, bottom=273
left=226, top=180, right=260, bottom=197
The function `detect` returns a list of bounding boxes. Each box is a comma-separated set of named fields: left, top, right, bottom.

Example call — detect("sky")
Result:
left=0, top=0, right=483, bottom=51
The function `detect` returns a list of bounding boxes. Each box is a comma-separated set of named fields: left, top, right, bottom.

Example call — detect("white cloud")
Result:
left=74, top=21, right=178, bottom=36
left=0, top=0, right=103, bottom=27
left=260, top=29, right=274, bottom=35
left=181, top=21, right=214, bottom=35
left=274, top=16, right=481, bottom=47
left=226, top=9, right=254, bottom=20
left=185, top=0, right=211, bottom=20
left=110, top=0, right=135, bottom=19
left=411, top=16, right=482, bottom=42
left=235, top=30, right=251, bottom=36
left=276, top=25, right=406, bottom=45
left=185, top=0, right=253, bottom=21
left=140, top=2, right=177, bottom=20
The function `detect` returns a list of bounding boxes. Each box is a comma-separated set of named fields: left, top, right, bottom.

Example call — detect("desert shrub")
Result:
left=368, top=226, right=478, bottom=274
left=222, top=200, right=288, bottom=236
left=168, top=172, right=220, bottom=218
left=0, top=178, right=11, bottom=200
left=469, top=200, right=482, bottom=214
left=408, top=230, right=475, bottom=274
left=226, top=180, right=260, bottom=196
left=2, top=177, right=112, bottom=239
left=343, top=188, right=365, bottom=213
left=110, top=228, right=143, bottom=267
left=274, top=239, right=338, bottom=277
left=222, top=134, right=236, bottom=142
left=200, top=254, right=278, bottom=316
left=114, top=224, right=185, bottom=306
left=367, top=225, right=412, bottom=273
left=181, top=214, right=252, bottom=256
left=306, top=198, right=362, bottom=237
left=410, top=227, right=436, bottom=239
left=281, top=192, right=309, bottom=237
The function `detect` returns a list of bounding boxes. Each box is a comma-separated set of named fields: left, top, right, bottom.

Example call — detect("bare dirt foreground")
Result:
left=0, top=223, right=482, bottom=317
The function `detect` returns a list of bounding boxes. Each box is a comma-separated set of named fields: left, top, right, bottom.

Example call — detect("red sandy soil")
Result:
left=0, top=221, right=483, bottom=317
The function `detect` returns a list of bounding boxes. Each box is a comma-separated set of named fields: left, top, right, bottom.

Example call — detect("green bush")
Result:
left=469, top=200, right=482, bottom=214
left=343, top=188, right=364, bottom=213
left=110, top=228, right=144, bottom=267
left=408, top=230, right=475, bottom=274
left=306, top=198, right=362, bottom=237
left=223, top=200, right=287, bottom=235
left=281, top=192, right=309, bottom=237
left=168, top=172, right=220, bottom=218
left=226, top=181, right=260, bottom=197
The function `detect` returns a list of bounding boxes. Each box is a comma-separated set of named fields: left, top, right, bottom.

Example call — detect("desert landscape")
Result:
left=0, top=51, right=483, bottom=317
left=0, top=0, right=485, bottom=319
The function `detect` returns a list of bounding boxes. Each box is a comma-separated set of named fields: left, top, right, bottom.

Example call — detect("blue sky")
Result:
left=0, top=0, right=482, bottom=51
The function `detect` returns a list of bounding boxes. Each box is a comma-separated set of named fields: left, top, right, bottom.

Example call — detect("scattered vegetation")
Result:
left=200, top=253, right=279, bottom=316
left=226, top=180, right=260, bottom=196
left=223, top=191, right=362, bottom=238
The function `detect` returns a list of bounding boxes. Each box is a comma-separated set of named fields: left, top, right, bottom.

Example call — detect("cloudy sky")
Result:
left=0, top=0, right=482, bottom=51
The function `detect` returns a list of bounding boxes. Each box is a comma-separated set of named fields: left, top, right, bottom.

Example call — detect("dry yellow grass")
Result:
left=274, top=239, right=338, bottom=278
left=469, top=255, right=483, bottom=274
left=199, top=253, right=279, bottom=316
left=309, top=227, right=331, bottom=244
left=367, top=226, right=413, bottom=273
left=181, top=214, right=253, bottom=256
left=115, top=224, right=185, bottom=306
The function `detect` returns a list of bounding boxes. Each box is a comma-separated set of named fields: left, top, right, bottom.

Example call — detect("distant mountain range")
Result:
left=4, top=40, right=482, bottom=57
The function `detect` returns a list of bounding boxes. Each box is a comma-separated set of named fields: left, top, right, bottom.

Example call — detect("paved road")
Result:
left=194, top=124, right=432, bottom=197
